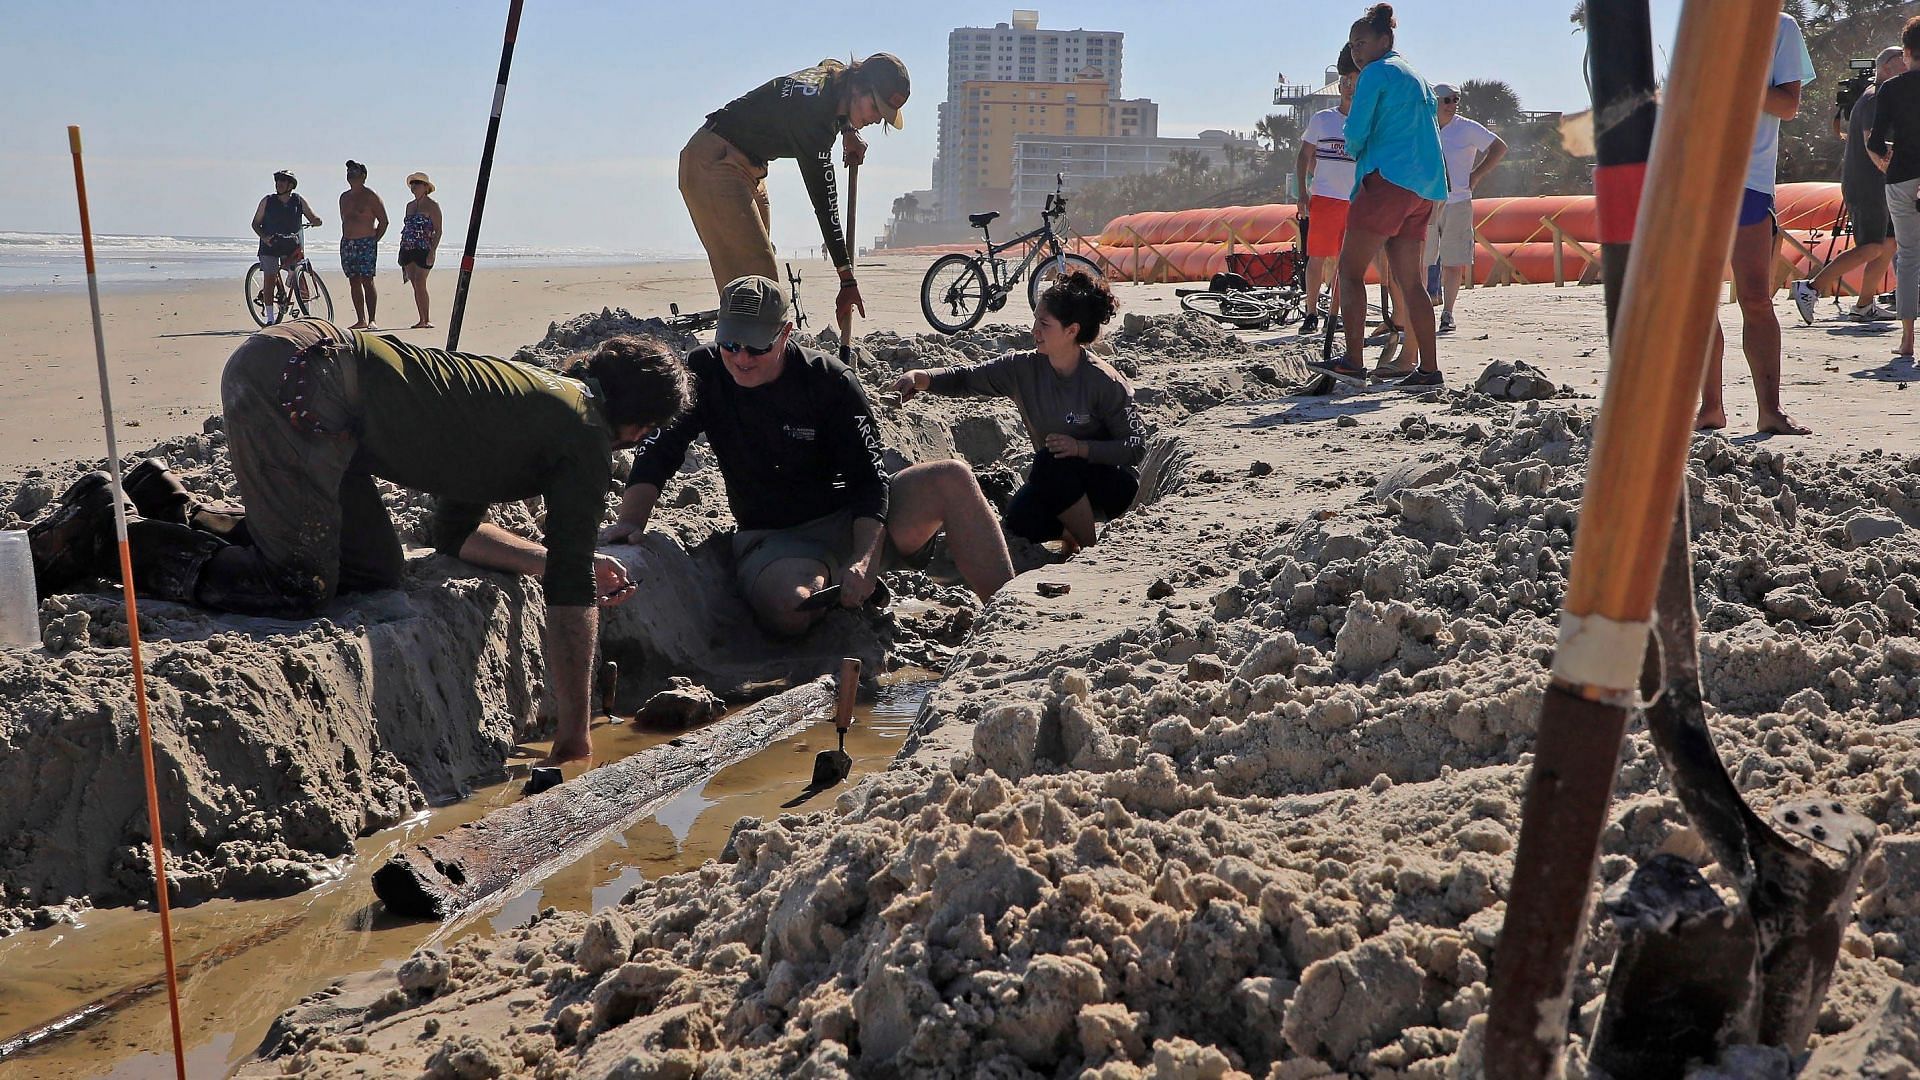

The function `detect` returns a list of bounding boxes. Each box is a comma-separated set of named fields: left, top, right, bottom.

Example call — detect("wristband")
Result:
left=838, top=276, right=857, bottom=289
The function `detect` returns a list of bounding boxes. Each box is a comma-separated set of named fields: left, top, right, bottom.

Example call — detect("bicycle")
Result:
left=919, top=173, right=1103, bottom=335
left=245, top=234, right=333, bottom=327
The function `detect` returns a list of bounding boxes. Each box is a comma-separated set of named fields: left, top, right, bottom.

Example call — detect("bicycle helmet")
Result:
left=273, top=169, right=297, bottom=188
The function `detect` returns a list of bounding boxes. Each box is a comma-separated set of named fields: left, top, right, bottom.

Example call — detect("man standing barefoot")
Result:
left=339, top=161, right=388, bottom=330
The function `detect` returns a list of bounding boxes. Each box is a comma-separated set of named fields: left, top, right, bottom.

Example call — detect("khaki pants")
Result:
left=680, top=127, right=778, bottom=293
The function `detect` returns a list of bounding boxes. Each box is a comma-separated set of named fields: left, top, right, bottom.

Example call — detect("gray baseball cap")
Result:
left=715, top=275, right=790, bottom=349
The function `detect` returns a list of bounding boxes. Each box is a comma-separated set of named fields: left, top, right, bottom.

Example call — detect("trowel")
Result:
left=808, top=656, right=860, bottom=789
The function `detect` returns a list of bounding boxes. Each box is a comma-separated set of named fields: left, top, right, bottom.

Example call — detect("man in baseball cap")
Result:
left=606, top=275, right=1013, bottom=635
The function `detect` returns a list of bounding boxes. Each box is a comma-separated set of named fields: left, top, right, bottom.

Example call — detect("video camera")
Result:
left=1838, top=57, right=1878, bottom=120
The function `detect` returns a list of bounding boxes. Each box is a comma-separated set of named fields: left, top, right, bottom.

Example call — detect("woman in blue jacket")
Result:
left=1308, top=3, right=1448, bottom=390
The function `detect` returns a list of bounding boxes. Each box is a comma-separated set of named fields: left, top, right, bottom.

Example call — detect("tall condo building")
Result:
left=935, top=9, right=1125, bottom=222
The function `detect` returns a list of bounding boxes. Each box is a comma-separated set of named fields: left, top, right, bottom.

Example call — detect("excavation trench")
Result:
left=0, top=676, right=930, bottom=1080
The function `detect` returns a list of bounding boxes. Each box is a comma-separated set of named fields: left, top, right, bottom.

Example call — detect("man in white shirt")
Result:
left=1699, top=11, right=1815, bottom=436
left=1423, top=83, right=1506, bottom=333
left=1295, top=47, right=1361, bottom=336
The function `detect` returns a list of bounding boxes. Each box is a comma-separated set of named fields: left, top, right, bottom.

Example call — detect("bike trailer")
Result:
left=1226, top=249, right=1300, bottom=288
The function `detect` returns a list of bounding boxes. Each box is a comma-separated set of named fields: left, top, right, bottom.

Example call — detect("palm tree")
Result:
left=1457, top=79, right=1524, bottom=130
left=1254, top=112, right=1301, bottom=154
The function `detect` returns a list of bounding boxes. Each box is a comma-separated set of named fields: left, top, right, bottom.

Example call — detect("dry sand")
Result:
left=4, top=264, right=1920, bottom=1077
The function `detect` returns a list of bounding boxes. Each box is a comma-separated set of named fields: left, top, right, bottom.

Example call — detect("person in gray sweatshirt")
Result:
left=894, top=272, right=1146, bottom=550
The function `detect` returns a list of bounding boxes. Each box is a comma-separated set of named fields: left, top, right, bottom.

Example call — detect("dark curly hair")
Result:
left=1337, top=43, right=1359, bottom=77
left=1354, top=3, right=1396, bottom=40
left=565, top=335, right=693, bottom=433
left=1038, top=271, right=1117, bottom=344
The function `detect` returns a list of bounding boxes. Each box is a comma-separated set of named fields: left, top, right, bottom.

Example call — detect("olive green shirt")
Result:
left=704, top=62, right=852, bottom=269
left=349, top=332, right=612, bottom=607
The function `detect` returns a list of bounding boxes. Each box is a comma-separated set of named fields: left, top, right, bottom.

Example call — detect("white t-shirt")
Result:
left=1438, top=116, right=1498, bottom=203
left=1304, top=107, right=1357, bottom=201
left=1746, top=12, right=1816, bottom=195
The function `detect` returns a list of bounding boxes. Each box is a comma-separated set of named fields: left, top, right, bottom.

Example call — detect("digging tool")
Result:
left=1482, top=4, right=1785, bottom=1077
left=787, top=262, right=810, bottom=330
left=808, top=656, right=860, bottom=789
left=68, top=125, right=188, bottom=1080
left=796, top=583, right=842, bottom=612
left=838, top=163, right=860, bottom=371
left=446, top=0, right=525, bottom=351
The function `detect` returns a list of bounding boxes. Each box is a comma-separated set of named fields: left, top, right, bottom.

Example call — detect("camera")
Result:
left=1837, top=57, right=1877, bottom=119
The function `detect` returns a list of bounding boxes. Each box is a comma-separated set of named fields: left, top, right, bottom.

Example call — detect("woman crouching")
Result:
left=894, top=272, right=1145, bottom=550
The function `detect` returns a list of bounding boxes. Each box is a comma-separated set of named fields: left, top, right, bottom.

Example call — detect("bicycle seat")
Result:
left=969, top=211, right=1000, bottom=229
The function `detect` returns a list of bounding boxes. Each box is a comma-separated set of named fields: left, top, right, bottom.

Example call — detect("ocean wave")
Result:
left=0, top=231, right=685, bottom=262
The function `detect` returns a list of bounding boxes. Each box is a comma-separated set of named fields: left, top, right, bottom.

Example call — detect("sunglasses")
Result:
left=717, top=340, right=776, bottom=356
left=1439, top=97, right=1460, bottom=104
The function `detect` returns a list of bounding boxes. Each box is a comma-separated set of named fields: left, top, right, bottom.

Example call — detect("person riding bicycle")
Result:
left=252, top=170, right=322, bottom=308
left=680, top=53, right=910, bottom=327
left=895, top=272, right=1145, bottom=552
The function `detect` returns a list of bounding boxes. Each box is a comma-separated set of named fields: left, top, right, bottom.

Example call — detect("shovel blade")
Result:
left=810, top=749, right=852, bottom=789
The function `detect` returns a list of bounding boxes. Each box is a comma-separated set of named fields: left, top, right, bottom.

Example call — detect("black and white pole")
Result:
left=446, top=0, right=525, bottom=353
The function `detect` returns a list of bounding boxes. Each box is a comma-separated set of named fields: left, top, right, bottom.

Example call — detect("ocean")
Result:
left=0, top=231, right=690, bottom=291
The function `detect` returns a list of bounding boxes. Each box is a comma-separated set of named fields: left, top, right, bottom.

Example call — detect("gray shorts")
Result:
left=729, top=507, right=931, bottom=596
left=1424, top=200, right=1475, bottom=268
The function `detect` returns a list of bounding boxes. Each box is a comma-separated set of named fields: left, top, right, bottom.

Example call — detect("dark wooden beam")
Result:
left=373, top=676, right=837, bottom=920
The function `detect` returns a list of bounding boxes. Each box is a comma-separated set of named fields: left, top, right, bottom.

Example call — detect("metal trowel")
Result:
left=808, top=657, right=860, bottom=789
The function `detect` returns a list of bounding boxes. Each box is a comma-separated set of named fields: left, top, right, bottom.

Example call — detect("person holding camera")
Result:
left=1791, top=46, right=1906, bottom=325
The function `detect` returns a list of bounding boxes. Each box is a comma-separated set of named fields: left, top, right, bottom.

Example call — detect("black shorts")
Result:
left=1845, top=184, right=1892, bottom=246
left=1004, top=453, right=1138, bottom=543
left=398, top=247, right=433, bottom=269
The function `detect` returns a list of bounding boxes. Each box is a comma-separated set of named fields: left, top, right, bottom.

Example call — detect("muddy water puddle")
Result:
left=0, top=676, right=930, bottom=1079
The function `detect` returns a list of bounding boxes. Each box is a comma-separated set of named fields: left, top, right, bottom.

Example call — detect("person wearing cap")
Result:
left=680, top=53, right=911, bottom=325
left=251, top=170, right=323, bottom=311
left=398, top=172, right=442, bottom=329
left=608, top=274, right=1014, bottom=637
left=339, top=161, right=389, bottom=329
left=1423, top=83, right=1505, bottom=334
left=26, top=319, right=693, bottom=765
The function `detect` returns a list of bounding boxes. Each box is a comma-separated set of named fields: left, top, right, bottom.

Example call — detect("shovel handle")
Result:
left=834, top=656, right=860, bottom=734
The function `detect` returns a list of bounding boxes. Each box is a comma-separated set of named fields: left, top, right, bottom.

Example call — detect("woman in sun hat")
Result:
left=397, top=171, right=442, bottom=329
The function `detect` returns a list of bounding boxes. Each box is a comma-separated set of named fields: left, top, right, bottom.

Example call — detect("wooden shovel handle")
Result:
left=834, top=656, right=861, bottom=733
left=1558, top=0, right=1784, bottom=695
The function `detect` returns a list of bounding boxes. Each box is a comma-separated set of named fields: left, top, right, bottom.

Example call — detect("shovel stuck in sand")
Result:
left=808, top=656, right=860, bottom=789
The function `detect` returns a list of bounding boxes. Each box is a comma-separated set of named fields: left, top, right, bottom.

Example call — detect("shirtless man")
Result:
left=338, top=161, right=389, bottom=330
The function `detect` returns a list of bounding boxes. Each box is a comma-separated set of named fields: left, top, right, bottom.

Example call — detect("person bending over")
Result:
left=892, top=272, right=1145, bottom=551
left=681, top=53, right=911, bottom=326
left=27, top=324, right=691, bottom=764
left=605, top=275, right=1013, bottom=637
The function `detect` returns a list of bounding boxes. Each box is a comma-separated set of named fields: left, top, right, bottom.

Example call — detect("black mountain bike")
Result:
left=920, top=173, right=1103, bottom=334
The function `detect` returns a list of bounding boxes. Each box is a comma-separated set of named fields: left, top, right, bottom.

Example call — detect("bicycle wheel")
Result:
left=245, top=264, right=275, bottom=327
left=921, top=253, right=990, bottom=334
left=294, top=264, right=333, bottom=321
left=1026, top=252, right=1103, bottom=312
left=1179, top=291, right=1276, bottom=329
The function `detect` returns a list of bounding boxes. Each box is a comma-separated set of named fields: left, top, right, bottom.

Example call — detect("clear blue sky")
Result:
left=1, top=1, right=1686, bottom=255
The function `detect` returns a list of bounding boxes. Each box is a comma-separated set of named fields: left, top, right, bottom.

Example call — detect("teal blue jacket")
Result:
left=1343, top=51, right=1447, bottom=202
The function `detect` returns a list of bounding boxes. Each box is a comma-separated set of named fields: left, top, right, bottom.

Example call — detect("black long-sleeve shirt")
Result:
left=628, top=344, right=888, bottom=528
left=1869, top=70, right=1920, bottom=185
left=705, top=63, right=853, bottom=269
left=923, top=350, right=1147, bottom=468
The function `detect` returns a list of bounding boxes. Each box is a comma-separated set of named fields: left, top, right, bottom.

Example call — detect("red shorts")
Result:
left=1305, top=195, right=1349, bottom=258
left=1348, top=171, right=1435, bottom=240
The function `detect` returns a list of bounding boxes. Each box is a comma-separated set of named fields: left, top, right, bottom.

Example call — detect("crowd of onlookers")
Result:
left=250, top=163, right=443, bottom=330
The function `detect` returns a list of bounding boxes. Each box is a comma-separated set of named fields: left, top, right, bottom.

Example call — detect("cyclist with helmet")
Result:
left=252, top=170, right=323, bottom=309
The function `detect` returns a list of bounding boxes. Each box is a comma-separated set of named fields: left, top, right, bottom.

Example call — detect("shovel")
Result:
left=838, top=162, right=859, bottom=372
left=808, top=656, right=860, bottom=789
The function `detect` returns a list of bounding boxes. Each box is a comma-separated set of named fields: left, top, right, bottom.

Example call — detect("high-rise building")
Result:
left=955, top=75, right=1113, bottom=218
left=935, top=9, right=1125, bottom=222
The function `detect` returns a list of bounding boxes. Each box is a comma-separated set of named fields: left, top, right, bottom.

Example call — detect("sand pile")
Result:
left=248, top=386, right=1920, bottom=1077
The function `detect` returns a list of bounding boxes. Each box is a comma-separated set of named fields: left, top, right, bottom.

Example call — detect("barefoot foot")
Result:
left=1757, top=411, right=1810, bottom=436
left=411, top=321, right=433, bottom=329
left=1694, top=408, right=1727, bottom=432
left=535, top=738, right=591, bottom=767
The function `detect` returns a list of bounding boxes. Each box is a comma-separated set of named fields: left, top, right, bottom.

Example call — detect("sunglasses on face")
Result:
left=1439, top=97, right=1459, bottom=104
left=718, top=340, right=776, bottom=356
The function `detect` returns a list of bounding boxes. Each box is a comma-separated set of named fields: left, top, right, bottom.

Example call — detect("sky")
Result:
left=1, top=1, right=1688, bottom=257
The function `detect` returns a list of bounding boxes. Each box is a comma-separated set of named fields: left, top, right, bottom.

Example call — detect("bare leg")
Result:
left=1729, top=218, right=1806, bottom=435
left=1382, top=258, right=1419, bottom=372
left=745, top=556, right=832, bottom=637
left=1338, top=226, right=1389, bottom=362
left=364, top=275, right=379, bottom=327
left=1901, top=318, right=1916, bottom=358
left=1808, top=240, right=1882, bottom=300
left=410, top=267, right=432, bottom=328
left=1386, top=230, right=1439, bottom=373
left=1443, top=264, right=1468, bottom=316
left=1861, top=242, right=1894, bottom=313
left=1058, top=496, right=1097, bottom=550
left=348, top=277, right=368, bottom=329
left=1698, top=321, right=1728, bottom=431
left=885, top=460, right=1014, bottom=599
left=1305, top=255, right=1329, bottom=319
